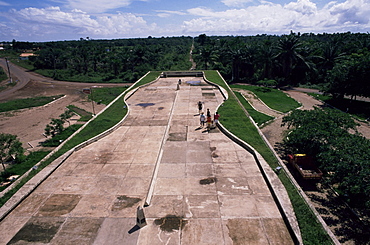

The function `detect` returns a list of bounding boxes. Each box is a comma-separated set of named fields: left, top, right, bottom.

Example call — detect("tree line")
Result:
left=7, top=32, right=370, bottom=101
left=193, top=32, right=370, bottom=100
left=12, top=36, right=193, bottom=83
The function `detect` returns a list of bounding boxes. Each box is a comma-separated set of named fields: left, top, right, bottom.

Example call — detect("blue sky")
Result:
left=0, top=0, right=369, bottom=42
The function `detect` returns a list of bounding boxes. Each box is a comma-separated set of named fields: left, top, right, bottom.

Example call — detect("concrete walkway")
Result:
left=0, top=77, right=296, bottom=244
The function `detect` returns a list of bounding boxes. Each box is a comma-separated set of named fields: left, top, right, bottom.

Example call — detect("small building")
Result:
left=19, top=53, right=35, bottom=60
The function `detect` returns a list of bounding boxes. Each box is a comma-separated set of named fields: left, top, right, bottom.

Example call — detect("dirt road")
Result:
left=0, top=59, right=128, bottom=150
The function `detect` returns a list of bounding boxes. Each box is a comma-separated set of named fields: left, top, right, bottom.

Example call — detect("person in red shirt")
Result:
left=214, top=111, right=220, bottom=125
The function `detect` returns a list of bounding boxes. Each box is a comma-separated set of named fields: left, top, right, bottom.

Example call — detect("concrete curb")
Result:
left=216, top=122, right=303, bottom=245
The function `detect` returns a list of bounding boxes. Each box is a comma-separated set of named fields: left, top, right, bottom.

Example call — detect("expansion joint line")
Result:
left=144, top=88, right=179, bottom=207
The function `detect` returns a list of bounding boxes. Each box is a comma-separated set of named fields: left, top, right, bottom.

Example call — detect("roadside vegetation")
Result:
left=0, top=66, right=7, bottom=82
left=66, top=105, right=92, bottom=122
left=0, top=150, right=49, bottom=192
left=282, top=108, right=370, bottom=209
left=0, top=95, right=64, bottom=113
left=204, top=70, right=333, bottom=245
left=308, top=93, right=370, bottom=121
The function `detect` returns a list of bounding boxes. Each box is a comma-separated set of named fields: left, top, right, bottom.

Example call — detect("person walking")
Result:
left=206, top=114, right=212, bottom=131
left=214, top=111, right=220, bottom=125
left=200, top=112, right=206, bottom=127
left=198, top=101, right=203, bottom=114
left=206, top=108, right=211, bottom=118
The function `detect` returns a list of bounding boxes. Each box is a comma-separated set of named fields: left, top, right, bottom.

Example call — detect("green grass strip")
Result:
left=234, top=91, right=274, bottom=126
left=205, top=70, right=332, bottom=245
left=0, top=95, right=64, bottom=112
left=230, top=84, right=301, bottom=113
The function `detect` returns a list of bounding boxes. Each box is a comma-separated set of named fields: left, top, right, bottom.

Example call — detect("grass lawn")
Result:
left=234, top=91, right=274, bottom=126
left=205, top=70, right=333, bottom=245
left=89, top=87, right=129, bottom=105
left=0, top=95, right=64, bottom=112
left=230, top=84, right=301, bottom=113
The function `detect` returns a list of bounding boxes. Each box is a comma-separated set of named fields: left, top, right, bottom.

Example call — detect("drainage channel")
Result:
left=144, top=88, right=179, bottom=207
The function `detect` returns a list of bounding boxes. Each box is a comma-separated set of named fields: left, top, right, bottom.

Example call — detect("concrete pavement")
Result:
left=0, top=77, right=298, bottom=244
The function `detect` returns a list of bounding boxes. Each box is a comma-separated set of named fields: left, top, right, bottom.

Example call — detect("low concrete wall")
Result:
left=161, top=71, right=203, bottom=77
left=203, top=71, right=303, bottom=244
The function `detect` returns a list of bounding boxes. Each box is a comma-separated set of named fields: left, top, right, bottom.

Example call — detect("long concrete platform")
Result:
left=0, top=77, right=298, bottom=244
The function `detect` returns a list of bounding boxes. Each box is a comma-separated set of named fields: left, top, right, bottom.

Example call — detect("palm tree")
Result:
left=258, top=43, right=276, bottom=80
left=195, top=45, right=218, bottom=70
left=275, top=34, right=308, bottom=85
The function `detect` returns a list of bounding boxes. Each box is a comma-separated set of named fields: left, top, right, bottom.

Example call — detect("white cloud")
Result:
left=65, top=0, right=147, bottom=14
left=155, top=10, right=187, bottom=18
left=285, top=0, right=317, bottom=15
left=5, top=6, right=157, bottom=40
left=221, top=0, right=254, bottom=8
left=328, top=0, right=370, bottom=24
left=182, top=0, right=370, bottom=35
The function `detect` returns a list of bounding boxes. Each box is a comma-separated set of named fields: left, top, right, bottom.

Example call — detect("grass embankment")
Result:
left=0, top=95, right=64, bottom=113
left=0, top=151, right=50, bottom=192
left=234, top=91, right=274, bottom=125
left=205, top=70, right=332, bottom=245
left=230, top=84, right=301, bottom=113
left=0, top=71, right=161, bottom=207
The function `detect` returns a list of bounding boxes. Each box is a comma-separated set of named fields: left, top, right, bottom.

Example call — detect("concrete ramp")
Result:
left=0, top=77, right=297, bottom=244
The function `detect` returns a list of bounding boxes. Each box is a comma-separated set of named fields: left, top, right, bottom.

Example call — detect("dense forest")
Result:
left=4, top=32, right=370, bottom=101
left=192, top=32, right=370, bottom=100
left=8, top=36, right=194, bottom=83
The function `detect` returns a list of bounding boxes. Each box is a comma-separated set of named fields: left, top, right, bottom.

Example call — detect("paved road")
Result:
left=0, top=77, right=296, bottom=244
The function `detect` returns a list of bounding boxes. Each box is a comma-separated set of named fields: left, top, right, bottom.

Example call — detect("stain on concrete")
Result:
left=52, top=217, right=103, bottom=244
left=167, top=133, right=186, bottom=141
left=226, top=218, right=266, bottom=244
left=154, top=215, right=188, bottom=232
left=199, top=177, right=217, bottom=185
left=96, top=152, right=111, bottom=164
left=136, top=103, right=155, bottom=108
left=158, top=107, right=164, bottom=110
left=111, top=195, right=141, bottom=210
left=35, top=194, right=81, bottom=217
left=211, top=152, right=219, bottom=158
left=8, top=217, right=65, bottom=244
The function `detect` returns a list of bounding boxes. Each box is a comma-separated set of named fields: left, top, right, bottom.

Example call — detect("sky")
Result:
left=0, top=0, right=369, bottom=42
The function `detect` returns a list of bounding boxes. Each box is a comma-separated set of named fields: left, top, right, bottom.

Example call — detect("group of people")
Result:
left=198, top=101, right=220, bottom=131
